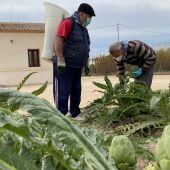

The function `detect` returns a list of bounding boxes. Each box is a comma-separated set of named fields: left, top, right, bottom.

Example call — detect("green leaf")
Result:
left=150, top=95, right=170, bottom=118
left=0, top=107, right=12, bottom=115
left=17, top=72, right=37, bottom=91
left=0, top=159, right=17, bottom=170
left=159, top=96, right=170, bottom=117
left=81, top=103, right=104, bottom=116
left=0, top=139, right=38, bottom=170
left=132, top=142, right=155, bottom=161
left=150, top=96, right=161, bottom=110
left=93, top=82, right=107, bottom=90
left=41, top=155, right=56, bottom=170
left=32, top=81, right=48, bottom=96
left=125, top=120, right=164, bottom=136
left=104, top=75, right=113, bottom=90
left=0, top=113, right=30, bottom=140
left=0, top=88, right=117, bottom=170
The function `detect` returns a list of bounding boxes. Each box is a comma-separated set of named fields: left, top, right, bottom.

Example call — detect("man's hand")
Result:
left=132, top=68, right=143, bottom=78
left=57, top=57, right=66, bottom=73
left=84, top=64, right=90, bottom=76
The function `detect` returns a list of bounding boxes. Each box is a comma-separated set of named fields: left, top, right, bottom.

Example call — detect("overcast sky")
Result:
left=1, top=0, right=170, bottom=56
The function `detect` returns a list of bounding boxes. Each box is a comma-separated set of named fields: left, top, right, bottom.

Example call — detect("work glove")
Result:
left=84, top=64, right=90, bottom=76
left=84, top=59, right=91, bottom=76
left=132, top=68, right=143, bottom=78
left=57, top=57, right=66, bottom=73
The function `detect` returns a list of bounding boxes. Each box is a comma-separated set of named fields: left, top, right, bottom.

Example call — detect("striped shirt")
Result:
left=115, top=40, right=156, bottom=75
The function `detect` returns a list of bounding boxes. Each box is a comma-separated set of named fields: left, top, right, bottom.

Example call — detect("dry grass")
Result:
left=91, top=48, right=170, bottom=75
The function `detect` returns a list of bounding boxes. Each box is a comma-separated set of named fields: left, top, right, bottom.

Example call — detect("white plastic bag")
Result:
left=41, top=2, right=69, bottom=62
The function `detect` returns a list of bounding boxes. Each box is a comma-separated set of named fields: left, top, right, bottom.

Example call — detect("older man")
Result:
left=109, top=40, right=156, bottom=88
left=54, top=3, right=95, bottom=118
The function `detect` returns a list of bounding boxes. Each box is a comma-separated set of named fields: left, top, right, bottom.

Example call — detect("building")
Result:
left=0, top=22, right=53, bottom=86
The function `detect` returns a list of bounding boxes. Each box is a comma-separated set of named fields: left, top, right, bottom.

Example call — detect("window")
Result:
left=28, top=49, right=40, bottom=67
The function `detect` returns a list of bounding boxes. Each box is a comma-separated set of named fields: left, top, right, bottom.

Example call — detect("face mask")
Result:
left=115, top=55, right=123, bottom=62
left=83, top=18, right=91, bottom=27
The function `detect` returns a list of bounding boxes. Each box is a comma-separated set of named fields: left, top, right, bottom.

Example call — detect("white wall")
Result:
left=0, top=69, right=52, bottom=87
left=0, top=32, right=53, bottom=86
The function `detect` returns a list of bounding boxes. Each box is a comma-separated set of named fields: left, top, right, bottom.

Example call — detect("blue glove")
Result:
left=132, top=68, right=143, bottom=78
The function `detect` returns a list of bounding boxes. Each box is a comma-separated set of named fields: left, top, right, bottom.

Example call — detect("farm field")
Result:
left=16, top=74, right=170, bottom=108
left=1, top=0, right=170, bottom=169
left=5, top=75, right=170, bottom=170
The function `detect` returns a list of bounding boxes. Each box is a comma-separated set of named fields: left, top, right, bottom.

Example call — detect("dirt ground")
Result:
left=16, top=75, right=170, bottom=108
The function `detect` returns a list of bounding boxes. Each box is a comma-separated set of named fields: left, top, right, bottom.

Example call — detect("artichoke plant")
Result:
left=109, top=135, right=137, bottom=170
left=155, top=124, right=170, bottom=170
left=144, top=162, right=160, bottom=170
left=145, top=124, right=170, bottom=170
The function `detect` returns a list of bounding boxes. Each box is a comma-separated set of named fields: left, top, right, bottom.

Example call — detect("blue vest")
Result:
left=63, top=17, right=90, bottom=69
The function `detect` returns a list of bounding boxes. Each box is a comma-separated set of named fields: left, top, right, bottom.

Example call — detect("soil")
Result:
left=17, top=75, right=170, bottom=108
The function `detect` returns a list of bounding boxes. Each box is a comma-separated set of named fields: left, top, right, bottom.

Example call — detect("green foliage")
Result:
left=41, top=155, right=63, bottom=170
left=132, top=142, right=155, bottom=161
left=82, top=74, right=170, bottom=137
left=0, top=88, right=117, bottom=170
left=125, top=120, right=164, bottom=137
left=16, top=72, right=48, bottom=97
left=82, top=75, right=152, bottom=128
left=144, top=162, right=160, bottom=170
left=32, top=81, right=48, bottom=96
left=0, top=159, right=17, bottom=170
left=0, top=138, right=38, bottom=170
left=17, top=72, right=37, bottom=90
left=154, top=124, right=170, bottom=168
left=144, top=124, right=170, bottom=170
left=150, top=94, right=170, bottom=118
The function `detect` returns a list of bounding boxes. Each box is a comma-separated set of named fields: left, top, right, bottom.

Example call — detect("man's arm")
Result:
left=55, top=36, right=64, bottom=61
left=55, top=18, right=72, bottom=63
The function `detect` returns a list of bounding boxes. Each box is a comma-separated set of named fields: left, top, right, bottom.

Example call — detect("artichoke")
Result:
left=109, top=135, right=137, bottom=170
left=146, top=124, right=170, bottom=170
left=159, top=159, right=170, bottom=170
left=155, top=126, right=170, bottom=160
left=144, top=162, right=160, bottom=170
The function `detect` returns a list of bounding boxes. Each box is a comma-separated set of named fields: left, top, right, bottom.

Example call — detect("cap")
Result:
left=78, top=3, right=96, bottom=16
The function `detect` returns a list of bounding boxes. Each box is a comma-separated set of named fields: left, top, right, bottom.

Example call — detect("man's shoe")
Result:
left=73, top=116, right=87, bottom=122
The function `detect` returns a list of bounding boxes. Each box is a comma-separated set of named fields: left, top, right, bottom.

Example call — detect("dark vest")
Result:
left=63, top=17, right=90, bottom=69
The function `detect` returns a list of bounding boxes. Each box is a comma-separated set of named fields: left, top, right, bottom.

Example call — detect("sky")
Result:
left=0, top=0, right=170, bottom=56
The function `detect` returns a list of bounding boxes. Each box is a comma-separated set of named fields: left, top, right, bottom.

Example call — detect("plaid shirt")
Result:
left=115, top=40, right=156, bottom=74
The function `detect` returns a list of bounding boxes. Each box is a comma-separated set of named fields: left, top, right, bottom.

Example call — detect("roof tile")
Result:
left=0, top=22, right=45, bottom=33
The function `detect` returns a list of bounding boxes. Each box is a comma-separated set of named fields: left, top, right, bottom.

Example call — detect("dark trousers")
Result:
left=53, top=58, right=82, bottom=117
